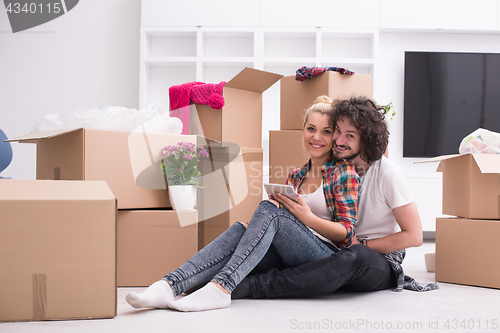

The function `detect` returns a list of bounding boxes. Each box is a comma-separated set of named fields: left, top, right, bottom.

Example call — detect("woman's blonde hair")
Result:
left=302, top=95, right=334, bottom=127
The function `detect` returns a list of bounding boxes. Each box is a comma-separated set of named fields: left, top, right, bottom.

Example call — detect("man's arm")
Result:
left=359, top=202, right=423, bottom=254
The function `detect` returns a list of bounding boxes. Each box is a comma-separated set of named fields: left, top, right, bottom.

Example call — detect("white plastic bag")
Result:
left=32, top=113, right=64, bottom=131
left=459, top=128, right=500, bottom=154
left=33, top=104, right=183, bottom=135
left=136, top=113, right=183, bottom=134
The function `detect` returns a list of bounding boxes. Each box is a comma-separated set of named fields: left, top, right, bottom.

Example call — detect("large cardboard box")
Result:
left=7, top=128, right=212, bottom=209
left=0, top=180, right=117, bottom=322
left=189, top=67, right=283, bottom=148
left=420, top=154, right=500, bottom=219
left=197, top=144, right=263, bottom=250
left=269, top=130, right=309, bottom=184
left=117, top=210, right=198, bottom=287
left=280, top=71, right=373, bottom=130
left=436, top=217, right=500, bottom=289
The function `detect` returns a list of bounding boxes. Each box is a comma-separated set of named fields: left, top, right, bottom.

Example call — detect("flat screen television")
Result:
left=403, top=51, right=500, bottom=157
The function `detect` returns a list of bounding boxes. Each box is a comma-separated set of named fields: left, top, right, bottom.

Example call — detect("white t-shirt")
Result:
left=356, top=156, right=415, bottom=240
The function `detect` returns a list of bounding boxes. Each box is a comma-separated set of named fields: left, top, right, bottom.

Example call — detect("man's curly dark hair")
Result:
left=331, top=96, right=389, bottom=165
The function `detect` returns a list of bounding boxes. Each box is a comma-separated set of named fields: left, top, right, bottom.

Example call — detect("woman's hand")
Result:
left=272, top=192, right=349, bottom=242
left=272, top=193, right=315, bottom=226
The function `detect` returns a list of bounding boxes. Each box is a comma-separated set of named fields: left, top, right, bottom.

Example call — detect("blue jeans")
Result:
left=236, top=244, right=396, bottom=299
left=163, top=200, right=339, bottom=295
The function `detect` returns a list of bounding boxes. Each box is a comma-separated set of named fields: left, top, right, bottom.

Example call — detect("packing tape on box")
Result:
left=53, top=167, right=61, bottom=180
left=32, top=273, right=47, bottom=321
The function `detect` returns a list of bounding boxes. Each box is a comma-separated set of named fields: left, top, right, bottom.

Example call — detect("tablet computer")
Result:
left=264, top=183, right=298, bottom=203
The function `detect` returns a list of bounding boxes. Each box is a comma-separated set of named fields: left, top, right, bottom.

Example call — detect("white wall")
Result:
left=0, top=0, right=141, bottom=179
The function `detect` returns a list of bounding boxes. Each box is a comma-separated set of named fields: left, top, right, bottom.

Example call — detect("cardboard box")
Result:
left=189, top=67, right=283, bottom=148
left=197, top=144, right=263, bottom=250
left=436, top=217, right=500, bottom=289
left=280, top=71, right=373, bottom=130
left=7, top=128, right=213, bottom=209
left=269, top=130, right=310, bottom=184
left=117, top=210, right=198, bottom=287
left=419, top=154, right=500, bottom=219
left=0, top=180, right=116, bottom=322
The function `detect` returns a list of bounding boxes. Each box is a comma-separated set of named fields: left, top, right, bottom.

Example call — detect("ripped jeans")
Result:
left=163, top=200, right=339, bottom=295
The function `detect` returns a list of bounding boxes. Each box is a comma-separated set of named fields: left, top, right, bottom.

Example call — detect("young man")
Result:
left=231, top=96, right=437, bottom=300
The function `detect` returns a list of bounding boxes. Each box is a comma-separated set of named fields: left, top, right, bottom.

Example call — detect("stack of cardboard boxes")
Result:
left=2, top=129, right=209, bottom=322
left=270, top=71, right=373, bottom=183
left=1, top=67, right=281, bottom=322
left=6, top=128, right=207, bottom=291
left=191, top=68, right=282, bottom=249
left=422, top=154, right=500, bottom=289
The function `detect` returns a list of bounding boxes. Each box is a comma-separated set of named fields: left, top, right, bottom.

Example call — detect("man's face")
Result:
left=332, top=118, right=361, bottom=161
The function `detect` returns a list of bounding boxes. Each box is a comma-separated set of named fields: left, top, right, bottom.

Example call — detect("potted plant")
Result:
left=373, top=99, right=396, bottom=122
left=161, top=141, right=209, bottom=210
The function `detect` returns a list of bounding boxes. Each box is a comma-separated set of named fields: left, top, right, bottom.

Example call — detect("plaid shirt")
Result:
left=295, top=66, right=355, bottom=81
left=286, top=154, right=359, bottom=249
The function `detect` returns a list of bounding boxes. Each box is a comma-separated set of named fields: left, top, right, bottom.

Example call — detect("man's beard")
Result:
left=332, top=143, right=360, bottom=161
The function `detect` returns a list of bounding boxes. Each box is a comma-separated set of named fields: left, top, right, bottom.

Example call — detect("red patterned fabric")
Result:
left=295, top=66, right=355, bottom=81
left=169, top=82, right=204, bottom=134
left=169, top=81, right=227, bottom=135
left=286, top=153, right=359, bottom=249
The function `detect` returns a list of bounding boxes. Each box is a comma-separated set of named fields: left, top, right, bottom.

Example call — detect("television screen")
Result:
left=403, top=51, right=500, bottom=157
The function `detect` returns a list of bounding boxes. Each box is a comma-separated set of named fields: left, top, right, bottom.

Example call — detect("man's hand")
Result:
left=350, top=236, right=360, bottom=246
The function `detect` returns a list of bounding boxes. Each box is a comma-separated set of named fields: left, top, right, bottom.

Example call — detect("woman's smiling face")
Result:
left=302, top=111, right=334, bottom=163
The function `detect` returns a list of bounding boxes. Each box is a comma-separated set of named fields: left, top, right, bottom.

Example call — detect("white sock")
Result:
left=125, top=280, right=174, bottom=309
left=169, top=282, right=231, bottom=312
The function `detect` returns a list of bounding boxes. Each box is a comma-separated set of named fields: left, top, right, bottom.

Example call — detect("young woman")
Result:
left=125, top=95, right=359, bottom=312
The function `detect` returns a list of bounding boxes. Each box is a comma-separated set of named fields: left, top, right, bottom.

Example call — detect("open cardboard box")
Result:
left=0, top=180, right=117, bottom=322
left=280, top=71, right=373, bottom=130
left=418, top=153, right=500, bottom=219
left=7, top=128, right=214, bottom=209
left=197, top=143, right=263, bottom=250
left=117, top=210, right=198, bottom=287
left=436, top=217, right=500, bottom=289
left=189, top=67, right=283, bottom=148
left=269, top=130, right=310, bottom=184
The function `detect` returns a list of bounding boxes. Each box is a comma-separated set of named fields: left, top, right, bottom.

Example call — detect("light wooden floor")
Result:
left=2, top=240, right=500, bottom=333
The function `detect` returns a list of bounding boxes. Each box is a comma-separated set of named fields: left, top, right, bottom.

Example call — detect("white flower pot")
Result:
left=168, top=185, right=197, bottom=211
